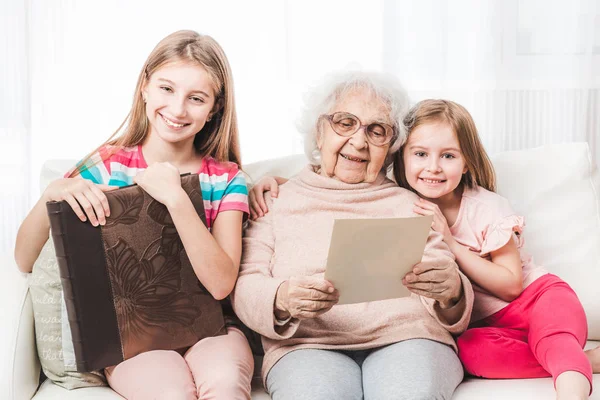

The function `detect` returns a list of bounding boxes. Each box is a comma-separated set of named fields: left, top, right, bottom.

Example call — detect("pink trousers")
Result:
left=105, top=327, right=254, bottom=400
left=457, top=274, right=592, bottom=391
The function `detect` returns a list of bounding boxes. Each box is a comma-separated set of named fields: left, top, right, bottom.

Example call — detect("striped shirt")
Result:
left=68, top=145, right=249, bottom=230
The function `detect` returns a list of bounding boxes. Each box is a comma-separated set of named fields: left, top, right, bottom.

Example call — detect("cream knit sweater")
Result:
left=232, top=165, right=474, bottom=383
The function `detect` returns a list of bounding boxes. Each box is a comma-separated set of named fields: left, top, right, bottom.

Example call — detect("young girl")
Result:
left=248, top=99, right=600, bottom=399
left=395, top=99, right=597, bottom=399
left=15, top=30, right=253, bottom=399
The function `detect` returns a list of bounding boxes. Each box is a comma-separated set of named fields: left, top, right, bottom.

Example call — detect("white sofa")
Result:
left=2, top=142, right=600, bottom=399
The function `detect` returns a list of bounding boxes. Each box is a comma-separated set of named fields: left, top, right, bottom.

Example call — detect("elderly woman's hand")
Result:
left=274, top=276, right=340, bottom=320
left=402, top=260, right=463, bottom=309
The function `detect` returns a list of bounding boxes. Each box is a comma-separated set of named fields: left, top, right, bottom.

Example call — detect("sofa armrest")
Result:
left=0, top=257, right=41, bottom=400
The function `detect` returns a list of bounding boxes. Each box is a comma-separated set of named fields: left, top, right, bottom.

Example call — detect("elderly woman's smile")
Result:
left=317, top=89, right=392, bottom=184
left=339, top=154, right=367, bottom=162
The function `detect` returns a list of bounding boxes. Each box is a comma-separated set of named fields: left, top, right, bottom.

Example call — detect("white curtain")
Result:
left=2, top=0, right=599, bottom=256
left=382, top=0, right=600, bottom=160
left=1, top=0, right=30, bottom=259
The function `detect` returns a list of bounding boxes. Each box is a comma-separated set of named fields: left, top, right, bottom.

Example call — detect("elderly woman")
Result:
left=232, top=71, right=474, bottom=400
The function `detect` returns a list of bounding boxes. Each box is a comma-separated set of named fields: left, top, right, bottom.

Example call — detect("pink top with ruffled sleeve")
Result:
left=450, top=186, right=547, bottom=322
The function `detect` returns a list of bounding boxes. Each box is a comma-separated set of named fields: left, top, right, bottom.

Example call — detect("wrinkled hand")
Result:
left=249, top=176, right=280, bottom=220
left=134, top=162, right=182, bottom=207
left=413, top=198, right=454, bottom=245
left=402, top=259, right=463, bottom=308
left=44, top=177, right=118, bottom=226
left=274, top=276, right=339, bottom=320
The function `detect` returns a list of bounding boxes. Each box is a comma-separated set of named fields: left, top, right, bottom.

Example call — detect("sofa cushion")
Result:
left=33, top=379, right=123, bottom=399
left=491, top=143, right=600, bottom=339
left=29, top=160, right=107, bottom=388
left=32, top=369, right=272, bottom=399
left=28, top=237, right=107, bottom=388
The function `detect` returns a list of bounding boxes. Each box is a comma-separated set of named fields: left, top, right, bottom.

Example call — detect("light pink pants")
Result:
left=105, top=327, right=254, bottom=400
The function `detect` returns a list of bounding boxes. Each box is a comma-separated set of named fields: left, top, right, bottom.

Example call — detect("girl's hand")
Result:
left=414, top=198, right=454, bottom=245
left=249, top=176, right=282, bottom=220
left=43, top=177, right=118, bottom=226
left=134, top=162, right=183, bottom=207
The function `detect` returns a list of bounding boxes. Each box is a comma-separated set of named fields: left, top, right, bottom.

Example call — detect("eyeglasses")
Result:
left=321, top=112, right=396, bottom=147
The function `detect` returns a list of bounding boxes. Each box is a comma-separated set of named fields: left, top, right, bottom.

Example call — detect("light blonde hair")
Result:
left=393, top=99, right=496, bottom=193
left=70, top=30, right=241, bottom=177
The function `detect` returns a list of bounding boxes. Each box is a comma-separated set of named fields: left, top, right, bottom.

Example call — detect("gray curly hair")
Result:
left=297, top=70, right=411, bottom=170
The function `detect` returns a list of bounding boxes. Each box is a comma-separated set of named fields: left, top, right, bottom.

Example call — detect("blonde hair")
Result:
left=393, top=99, right=496, bottom=192
left=70, top=30, right=241, bottom=177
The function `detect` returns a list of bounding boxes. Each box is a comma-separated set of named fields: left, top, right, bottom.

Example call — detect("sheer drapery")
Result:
left=1, top=0, right=30, bottom=259
left=2, top=0, right=599, bottom=255
left=382, top=0, right=599, bottom=160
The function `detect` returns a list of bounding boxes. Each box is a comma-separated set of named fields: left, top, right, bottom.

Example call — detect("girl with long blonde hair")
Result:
left=15, top=30, right=253, bottom=399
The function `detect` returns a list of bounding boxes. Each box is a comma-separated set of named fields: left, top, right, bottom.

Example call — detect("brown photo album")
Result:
left=46, top=173, right=225, bottom=372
